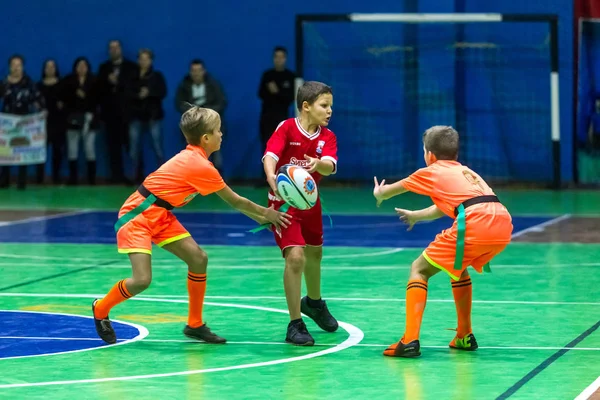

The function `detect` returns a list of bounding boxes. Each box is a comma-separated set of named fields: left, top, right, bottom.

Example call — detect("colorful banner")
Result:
left=0, top=112, right=47, bottom=166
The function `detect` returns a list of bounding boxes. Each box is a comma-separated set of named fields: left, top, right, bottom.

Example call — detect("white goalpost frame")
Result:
left=295, top=12, right=561, bottom=187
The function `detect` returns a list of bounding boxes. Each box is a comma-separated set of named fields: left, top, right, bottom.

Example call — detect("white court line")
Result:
left=0, top=247, right=403, bottom=264
left=2, top=336, right=599, bottom=352
left=137, top=295, right=600, bottom=306
left=0, top=209, right=93, bottom=228
left=511, top=214, right=572, bottom=239
left=1, top=262, right=600, bottom=271
left=0, top=294, right=364, bottom=389
left=0, top=310, right=147, bottom=361
left=575, top=376, right=600, bottom=400
left=0, top=293, right=598, bottom=306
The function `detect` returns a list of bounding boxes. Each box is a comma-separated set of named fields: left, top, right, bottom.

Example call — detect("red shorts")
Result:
left=422, top=226, right=509, bottom=281
left=268, top=194, right=323, bottom=255
left=116, top=192, right=190, bottom=255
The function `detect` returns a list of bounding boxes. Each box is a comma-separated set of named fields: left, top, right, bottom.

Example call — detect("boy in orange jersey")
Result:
left=373, top=125, right=513, bottom=357
left=92, top=106, right=292, bottom=345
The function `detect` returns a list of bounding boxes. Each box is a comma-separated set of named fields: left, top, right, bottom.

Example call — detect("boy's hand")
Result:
left=373, top=176, right=387, bottom=207
left=264, top=205, right=292, bottom=230
left=395, top=208, right=418, bottom=231
left=304, top=155, right=319, bottom=173
left=267, top=174, right=282, bottom=200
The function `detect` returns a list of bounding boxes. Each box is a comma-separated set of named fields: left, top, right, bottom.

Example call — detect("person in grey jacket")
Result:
left=175, top=59, right=226, bottom=170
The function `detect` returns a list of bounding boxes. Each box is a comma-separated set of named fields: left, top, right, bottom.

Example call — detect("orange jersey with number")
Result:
left=400, top=160, right=512, bottom=244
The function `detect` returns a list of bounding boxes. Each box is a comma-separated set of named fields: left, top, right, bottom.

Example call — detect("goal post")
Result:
left=295, top=13, right=560, bottom=188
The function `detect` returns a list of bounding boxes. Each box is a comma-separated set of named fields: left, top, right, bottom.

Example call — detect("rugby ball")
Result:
left=276, top=164, right=318, bottom=210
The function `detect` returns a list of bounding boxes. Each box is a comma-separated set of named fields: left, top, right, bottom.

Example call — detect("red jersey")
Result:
left=262, top=118, right=338, bottom=187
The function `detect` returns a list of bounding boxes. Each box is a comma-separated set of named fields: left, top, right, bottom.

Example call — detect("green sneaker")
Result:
left=449, top=333, right=478, bottom=351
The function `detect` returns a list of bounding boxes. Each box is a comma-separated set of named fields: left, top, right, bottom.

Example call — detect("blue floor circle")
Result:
left=0, top=311, right=141, bottom=359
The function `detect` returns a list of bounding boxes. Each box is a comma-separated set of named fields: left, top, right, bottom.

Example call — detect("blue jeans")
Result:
left=129, top=119, right=164, bottom=178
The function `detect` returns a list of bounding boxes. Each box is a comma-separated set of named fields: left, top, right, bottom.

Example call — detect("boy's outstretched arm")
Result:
left=215, top=185, right=291, bottom=229
left=373, top=177, right=408, bottom=207
left=395, top=205, right=444, bottom=231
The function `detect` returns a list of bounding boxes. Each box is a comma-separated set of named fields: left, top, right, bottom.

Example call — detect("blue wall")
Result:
left=0, top=0, right=573, bottom=183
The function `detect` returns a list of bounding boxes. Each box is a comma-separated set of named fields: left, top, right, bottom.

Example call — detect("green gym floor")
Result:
left=0, top=186, right=598, bottom=399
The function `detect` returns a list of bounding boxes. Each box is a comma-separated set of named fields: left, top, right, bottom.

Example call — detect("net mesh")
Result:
left=301, top=20, right=552, bottom=184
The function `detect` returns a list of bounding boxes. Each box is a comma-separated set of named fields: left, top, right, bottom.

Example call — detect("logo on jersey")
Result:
left=290, top=157, right=310, bottom=168
left=289, top=142, right=301, bottom=146
left=316, top=140, right=325, bottom=154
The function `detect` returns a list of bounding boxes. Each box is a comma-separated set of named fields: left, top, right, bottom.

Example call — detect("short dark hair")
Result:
left=296, top=81, right=332, bottom=111
left=274, top=46, right=287, bottom=55
left=191, top=59, right=204, bottom=67
left=138, top=48, right=154, bottom=60
left=422, top=125, right=459, bottom=160
left=8, top=54, right=24, bottom=66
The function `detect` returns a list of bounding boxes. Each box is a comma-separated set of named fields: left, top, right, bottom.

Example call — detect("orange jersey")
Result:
left=120, top=145, right=226, bottom=215
left=400, top=160, right=512, bottom=244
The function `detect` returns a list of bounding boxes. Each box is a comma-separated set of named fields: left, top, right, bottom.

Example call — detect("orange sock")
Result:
left=451, top=277, right=472, bottom=337
left=94, top=279, right=132, bottom=319
left=187, top=272, right=207, bottom=328
left=403, top=279, right=428, bottom=343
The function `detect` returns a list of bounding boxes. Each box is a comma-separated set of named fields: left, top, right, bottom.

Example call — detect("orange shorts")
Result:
left=116, top=194, right=190, bottom=255
left=422, top=227, right=509, bottom=281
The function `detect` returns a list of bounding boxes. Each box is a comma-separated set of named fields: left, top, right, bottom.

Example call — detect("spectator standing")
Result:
left=97, top=39, right=136, bottom=184
left=126, top=48, right=167, bottom=183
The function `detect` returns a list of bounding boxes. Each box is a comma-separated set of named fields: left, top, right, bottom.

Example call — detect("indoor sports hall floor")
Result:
left=0, top=186, right=599, bottom=399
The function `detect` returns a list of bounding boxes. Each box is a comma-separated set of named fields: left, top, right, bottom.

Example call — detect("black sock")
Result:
left=289, top=318, right=303, bottom=326
left=307, top=296, right=323, bottom=308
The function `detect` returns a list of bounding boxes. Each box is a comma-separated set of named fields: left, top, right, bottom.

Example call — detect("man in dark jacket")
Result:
left=97, top=39, right=137, bottom=184
left=258, top=46, right=296, bottom=150
left=126, top=49, right=167, bottom=183
left=175, top=59, right=226, bottom=170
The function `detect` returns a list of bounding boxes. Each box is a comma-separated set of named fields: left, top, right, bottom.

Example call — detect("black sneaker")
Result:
left=383, top=339, right=421, bottom=358
left=92, top=299, right=117, bottom=344
left=300, top=296, right=339, bottom=332
left=183, top=324, right=227, bottom=344
left=285, top=320, right=315, bottom=346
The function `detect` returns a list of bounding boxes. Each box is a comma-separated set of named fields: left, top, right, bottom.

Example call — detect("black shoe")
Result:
left=301, top=296, right=339, bottom=332
left=183, top=324, right=227, bottom=344
left=383, top=339, right=421, bottom=358
left=92, top=299, right=117, bottom=344
left=285, top=320, right=315, bottom=346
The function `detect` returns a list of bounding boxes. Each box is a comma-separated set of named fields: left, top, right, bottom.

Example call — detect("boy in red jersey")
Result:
left=262, top=81, right=339, bottom=345
left=92, top=106, right=291, bottom=345
left=373, top=125, right=513, bottom=357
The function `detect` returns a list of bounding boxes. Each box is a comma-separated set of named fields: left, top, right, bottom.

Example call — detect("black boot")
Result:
left=68, top=160, right=78, bottom=185
left=87, top=161, right=96, bottom=185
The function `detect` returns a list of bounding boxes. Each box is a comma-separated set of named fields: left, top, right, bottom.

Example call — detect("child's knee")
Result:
left=306, top=246, right=322, bottom=263
left=188, top=248, right=208, bottom=273
left=285, top=247, right=305, bottom=274
left=410, top=255, right=438, bottom=281
left=133, top=275, right=152, bottom=291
